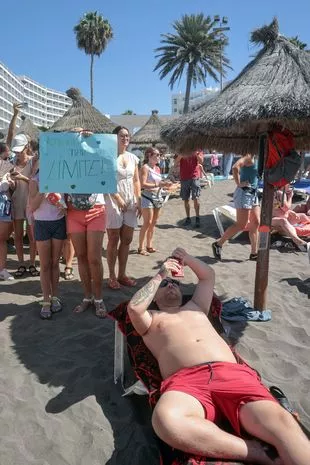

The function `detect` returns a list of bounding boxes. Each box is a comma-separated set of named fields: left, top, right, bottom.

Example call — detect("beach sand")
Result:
left=1, top=180, right=309, bottom=465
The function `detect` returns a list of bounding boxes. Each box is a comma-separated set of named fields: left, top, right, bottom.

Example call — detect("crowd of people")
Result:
left=1, top=104, right=310, bottom=322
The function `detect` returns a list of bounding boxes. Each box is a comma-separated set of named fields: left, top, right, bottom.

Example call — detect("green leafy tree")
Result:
left=288, top=36, right=307, bottom=50
left=154, top=13, right=230, bottom=113
left=122, top=110, right=136, bottom=115
left=74, top=11, right=113, bottom=104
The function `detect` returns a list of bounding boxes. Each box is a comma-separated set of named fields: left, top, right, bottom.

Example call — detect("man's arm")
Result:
left=172, top=248, right=215, bottom=315
left=6, top=103, right=21, bottom=147
left=127, top=258, right=181, bottom=336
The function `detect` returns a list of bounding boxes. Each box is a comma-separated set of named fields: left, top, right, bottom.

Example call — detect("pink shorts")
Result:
left=66, top=205, right=106, bottom=234
left=161, top=361, right=277, bottom=436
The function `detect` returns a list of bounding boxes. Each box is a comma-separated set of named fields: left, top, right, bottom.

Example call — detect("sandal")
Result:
left=40, top=302, right=52, bottom=320
left=269, top=386, right=298, bottom=416
left=138, top=248, right=150, bottom=256
left=94, top=299, right=107, bottom=319
left=64, top=266, right=74, bottom=280
left=28, top=265, right=40, bottom=277
left=51, top=296, right=62, bottom=313
left=108, top=277, right=121, bottom=290
left=73, top=297, right=93, bottom=313
left=118, top=276, right=137, bottom=287
left=146, top=247, right=157, bottom=253
left=249, top=253, right=258, bottom=261
left=14, top=265, right=27, bottom=279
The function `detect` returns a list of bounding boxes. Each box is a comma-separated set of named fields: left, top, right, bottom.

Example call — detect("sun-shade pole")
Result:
left=254, top=134, right=275, bottom=310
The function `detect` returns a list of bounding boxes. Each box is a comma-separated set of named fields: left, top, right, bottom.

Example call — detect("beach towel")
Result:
left=109, top=296, right=248, bottom=465
left=222, top=297, right=272, bottom=322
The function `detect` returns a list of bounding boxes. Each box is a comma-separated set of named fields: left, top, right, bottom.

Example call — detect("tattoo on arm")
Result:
left=131, top=277, right=161, bottom=308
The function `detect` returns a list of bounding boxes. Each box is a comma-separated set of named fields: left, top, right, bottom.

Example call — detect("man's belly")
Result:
left=150, top=335, right=237, bottom=379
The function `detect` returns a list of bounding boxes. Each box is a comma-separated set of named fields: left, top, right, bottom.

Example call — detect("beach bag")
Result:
left=68, top=193, right=97, bottom=210
left=0, top=193, right=12, bottom=220
left=265, top=130, right=301, bottom=188
left=141, top=190, right=164, bottom=209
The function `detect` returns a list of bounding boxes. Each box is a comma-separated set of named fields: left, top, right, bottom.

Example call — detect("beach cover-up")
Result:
left=109, top=296, right=249, bottom=465
left=222, top=297, right=272, bottom=322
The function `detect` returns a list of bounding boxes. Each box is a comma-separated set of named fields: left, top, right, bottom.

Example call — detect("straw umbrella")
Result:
left=49, top=88, right=117, bottom=133
left=131, top=110, right=167, bottom=149
left=161, top=18, right=310, bottom=311
left=17, top=116, right=40, bottom=141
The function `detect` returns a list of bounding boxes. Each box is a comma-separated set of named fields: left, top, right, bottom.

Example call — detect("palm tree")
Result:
left=154, top=13, right=230, bottom=114
left=74, top=11, right=113, bottom=104
left=288, top=36, right=307, bottom=50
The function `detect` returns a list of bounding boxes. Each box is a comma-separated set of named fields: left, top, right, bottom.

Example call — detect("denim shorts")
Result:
left=233, top=187, right=259, bottom=210
left=34, top=217, right=67, bottom=241
left=180, top=179, right=201, bottom=201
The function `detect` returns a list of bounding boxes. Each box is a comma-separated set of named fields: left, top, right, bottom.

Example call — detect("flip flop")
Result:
left=14, top=265, right=27, bottom=279
left=138, top=248, right=150, bottom=256
left=118, top=276, right=137, bottom=287
left=108, top=277, right=121, bottom=290
left=28, top=265, right=40, bottom=277
left=269, top=386, right=298, bottom=416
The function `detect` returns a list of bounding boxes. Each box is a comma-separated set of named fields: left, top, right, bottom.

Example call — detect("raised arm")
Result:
left=128, top=258, right=182, bottom=336
left=6, top=103, right=21, bottom=147
left=172, top=248, right=215, bottom=315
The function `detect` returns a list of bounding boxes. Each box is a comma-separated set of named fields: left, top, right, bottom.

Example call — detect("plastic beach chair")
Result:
left=212, top=203, right=250, bottom=239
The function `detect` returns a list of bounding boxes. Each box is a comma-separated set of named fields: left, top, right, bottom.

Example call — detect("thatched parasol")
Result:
left=131, top=110, right=166, bottom=148
left=49, top=88, right=117, bottom=133
left=161, top=18, right=310, bottom=154
left=17, top=116, right=40, bottom=141
left=162, top=18, right=310, bottom=311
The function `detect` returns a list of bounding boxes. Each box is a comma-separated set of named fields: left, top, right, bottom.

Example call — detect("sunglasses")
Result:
left=160, top=278, right=181, bottom=288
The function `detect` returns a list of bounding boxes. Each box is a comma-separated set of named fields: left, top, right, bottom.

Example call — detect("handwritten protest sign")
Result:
left=39, top=132, right=117, bottom=194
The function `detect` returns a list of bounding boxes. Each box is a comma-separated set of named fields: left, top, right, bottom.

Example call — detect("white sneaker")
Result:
left=0, top=269, right=14, bottom=281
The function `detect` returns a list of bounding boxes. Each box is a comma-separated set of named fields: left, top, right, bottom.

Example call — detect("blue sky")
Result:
left=2, top=0, right=310, bottom=116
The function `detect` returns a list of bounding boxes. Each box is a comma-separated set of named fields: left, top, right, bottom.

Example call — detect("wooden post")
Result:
left=254, top=135, right=274, bottom=310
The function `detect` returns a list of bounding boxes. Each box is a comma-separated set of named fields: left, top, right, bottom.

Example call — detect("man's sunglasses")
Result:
left=160, top=278, right=181, bottom=288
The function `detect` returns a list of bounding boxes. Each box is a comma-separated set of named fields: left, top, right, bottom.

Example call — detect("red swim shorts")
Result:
left=66, top=205, right=106, bottom=234
left=160, top=361, right=277, bottom=436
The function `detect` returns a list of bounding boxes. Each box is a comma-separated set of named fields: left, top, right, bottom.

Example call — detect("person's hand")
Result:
left=238, top=181, right=250, bottom=188
left=171, top=247, right=189, bottom=265
left=12, top=173, right=28, bottom=182
left=159, top=257, right=182, bottom=278
left=116, top=196, right=127, bottom=212
left=135, top=202, right=142, bottom=218
left=13, top=102, right=23, bottom=115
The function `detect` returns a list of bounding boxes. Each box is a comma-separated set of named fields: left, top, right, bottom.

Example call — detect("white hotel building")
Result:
left=0, top=61, right=71, bottom=130
left=171, top=87, right=220, bottom=115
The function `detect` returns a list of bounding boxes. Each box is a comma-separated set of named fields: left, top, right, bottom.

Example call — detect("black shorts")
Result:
left=34, top=217, right=67, bottom=242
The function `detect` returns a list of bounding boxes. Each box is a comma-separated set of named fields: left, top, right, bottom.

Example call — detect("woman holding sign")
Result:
left=105, top=126, right=141, bottom=289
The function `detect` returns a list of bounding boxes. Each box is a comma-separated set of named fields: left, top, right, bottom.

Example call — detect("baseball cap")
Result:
left=11, top=133, right=28, bottom=152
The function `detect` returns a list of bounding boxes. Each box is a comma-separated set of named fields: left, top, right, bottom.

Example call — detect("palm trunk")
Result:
left=90, top=54, right=94, bottom=105
left=183, top=64, right=194, bottom=114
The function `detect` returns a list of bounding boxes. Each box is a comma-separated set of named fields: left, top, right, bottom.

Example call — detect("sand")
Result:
left=0, top=179, right=309, bottom=465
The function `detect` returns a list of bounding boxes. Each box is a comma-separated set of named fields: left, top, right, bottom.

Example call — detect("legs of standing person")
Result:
left=146, top=207, right=160, bottom=251
left=86, top=230, right=105, bottom=302
left=26, top=222, right=39, bottom=274
left=192, top=179, right=201, bottom=227
left=106, top=228, right=121, bottom=288
left=152, top=391, right=276, bottom=464
left=118, top=224, right=135, bottom=282
left=36, top=239, right=52, bottom=317
left=50, top=238, right=64, bottom=298
left=138, top=208, right=153, bottom=253
left=180, top=180, right=191, bottom=225
left=13, top=219, right=26, bottom=276
left=63, top=236, right=75, bottom=280
left=0, top=221, right=13, bottom=279
left=70, top=232, right=93, bottom=311
left=216, top=208, right=250, bottom=247
left=240, top=399, right=310, bottom=465
left=248, top=205, right=260, bottom=255
left=184, top=199, right=190, bottom=219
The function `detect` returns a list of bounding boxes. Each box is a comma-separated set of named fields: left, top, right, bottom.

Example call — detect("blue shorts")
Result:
left=180, top=179, right=201, bottom=201
left=34, top=217, right=67, bottom=241
left=233, top=187, right=259, bottom=210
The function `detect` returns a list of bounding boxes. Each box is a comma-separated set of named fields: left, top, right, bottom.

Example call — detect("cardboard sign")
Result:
left=39, top=132, right=117, bottom=194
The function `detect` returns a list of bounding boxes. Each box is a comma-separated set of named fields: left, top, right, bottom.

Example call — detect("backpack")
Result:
left=68, top=193, right=97, bottom=210
left=265, top=129, right=301, bottom=188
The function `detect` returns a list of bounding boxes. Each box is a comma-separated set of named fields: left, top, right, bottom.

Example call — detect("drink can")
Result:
left=171, top=258, right=184, bottom=278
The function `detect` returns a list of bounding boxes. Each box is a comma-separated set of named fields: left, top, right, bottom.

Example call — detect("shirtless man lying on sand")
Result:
left=128, top=248, right=310, bottom=465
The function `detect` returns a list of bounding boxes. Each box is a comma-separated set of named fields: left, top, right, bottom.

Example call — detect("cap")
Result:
left=11, top=133, right=28, bottom=153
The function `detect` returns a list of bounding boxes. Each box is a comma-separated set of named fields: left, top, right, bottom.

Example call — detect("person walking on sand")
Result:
left=212, top=153, right=260, bottom=261
left=138, top=147, right=174, bottom=255
left=179, top=150, right=204, bottom=228
left=105, top=126, right=141, bottom=290
left=128, top=248, right=310, bottom=465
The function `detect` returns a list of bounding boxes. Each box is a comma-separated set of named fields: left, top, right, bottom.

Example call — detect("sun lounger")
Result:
left=212, top=203, right=250, bottom=239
